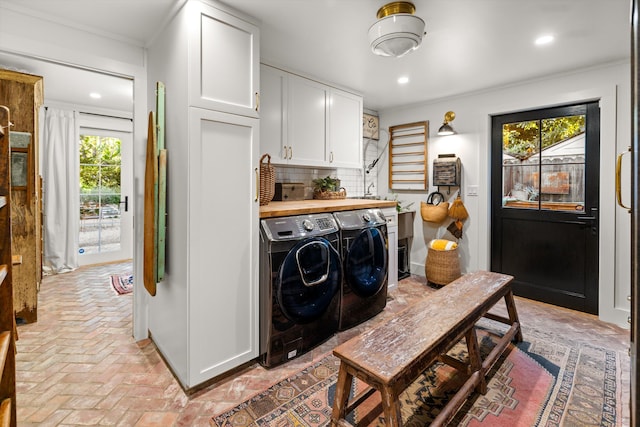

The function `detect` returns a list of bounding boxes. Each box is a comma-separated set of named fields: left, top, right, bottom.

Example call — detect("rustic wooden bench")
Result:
left=330, top=271, right=522, bottom=427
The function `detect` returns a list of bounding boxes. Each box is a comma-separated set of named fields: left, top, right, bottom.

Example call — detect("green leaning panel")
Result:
left=156, top=82, right=167, bottom=281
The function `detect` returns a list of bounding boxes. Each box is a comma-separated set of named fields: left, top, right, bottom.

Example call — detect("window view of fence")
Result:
left=79, top=134, right=122, bottom=254
left=502, top=115, right=586, bottom=212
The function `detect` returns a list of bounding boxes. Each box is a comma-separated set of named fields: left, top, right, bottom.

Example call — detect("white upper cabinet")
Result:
left=260, top=65, right=288, bottom=163
left=327, top=89, right=363, bottom=168
left=287, top=74, right=328, bottom=167
left=260, top=64, right=362, bottom=168
left=189, top=1, right=260, bottom=118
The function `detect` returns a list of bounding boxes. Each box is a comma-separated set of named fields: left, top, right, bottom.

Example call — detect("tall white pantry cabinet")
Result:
left=147, top=0, right=260, bottom=389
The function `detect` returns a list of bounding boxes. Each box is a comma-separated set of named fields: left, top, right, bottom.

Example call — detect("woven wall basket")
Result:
left=425, top=246, right=461, bottom=286
left=420, top=201, right=449, bottom=223
left=259, top=154, right=275, bottom=206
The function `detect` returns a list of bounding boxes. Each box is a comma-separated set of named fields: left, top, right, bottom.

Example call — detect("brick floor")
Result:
left=15, top=261, right=631, bottom=426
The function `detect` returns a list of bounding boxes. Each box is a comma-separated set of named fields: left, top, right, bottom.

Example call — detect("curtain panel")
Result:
left=42, top=107, right=80, bottom=273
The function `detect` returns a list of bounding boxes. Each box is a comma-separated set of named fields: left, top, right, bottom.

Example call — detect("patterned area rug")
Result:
left=110, top=274, right=133, bottom=295
left=210, top=323, right=621, bottom=426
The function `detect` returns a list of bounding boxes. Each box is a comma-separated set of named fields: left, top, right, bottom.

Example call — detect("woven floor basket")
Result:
left=425, top=246, right=461, bottom=286
left=259, top=154, right=275, bottom=206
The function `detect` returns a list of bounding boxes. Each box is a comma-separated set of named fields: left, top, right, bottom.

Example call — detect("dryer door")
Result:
left=345, top=228, right=388, bottom=297
left=277, top=237, right=342, bottom=323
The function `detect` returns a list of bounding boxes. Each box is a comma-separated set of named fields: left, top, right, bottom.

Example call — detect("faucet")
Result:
left=366, top=182, right=375, bottom=195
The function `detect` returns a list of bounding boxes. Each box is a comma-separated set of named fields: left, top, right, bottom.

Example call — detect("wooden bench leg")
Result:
left=331, top=364, right=353, bottom=426
left=465, top=327, right=487, bottom=394
left=380, top=385, right=402, bottom=427
left=504, top=290, right=523, bottom=343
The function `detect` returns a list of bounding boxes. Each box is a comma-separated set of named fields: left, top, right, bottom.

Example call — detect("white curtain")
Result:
left=42, top=107, right=80, bottom=273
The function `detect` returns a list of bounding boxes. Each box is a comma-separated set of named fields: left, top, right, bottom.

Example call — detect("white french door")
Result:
left=78, top=127, right=133, bottom=265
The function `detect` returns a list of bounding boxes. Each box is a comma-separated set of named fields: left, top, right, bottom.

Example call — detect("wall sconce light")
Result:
left=437, top=111, right=456, bottom=136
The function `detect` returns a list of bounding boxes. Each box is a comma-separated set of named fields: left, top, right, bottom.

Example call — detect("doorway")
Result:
left=490, top=102, right=600, bottom=314
left=78, top=127, right=133, bottom=265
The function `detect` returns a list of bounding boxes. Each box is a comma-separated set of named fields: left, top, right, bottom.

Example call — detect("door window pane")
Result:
left=502, top=115, right=585, bottom=212
left=79, top=135, right=122, bottom=255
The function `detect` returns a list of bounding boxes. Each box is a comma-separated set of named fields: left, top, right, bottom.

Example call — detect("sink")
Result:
left=398, top=211, right=416, bottom=240
left=348, top=195, right=381, bottom=200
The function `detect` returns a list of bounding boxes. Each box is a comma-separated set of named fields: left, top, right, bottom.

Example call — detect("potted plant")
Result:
left=312, top=176, right=346, bottom=199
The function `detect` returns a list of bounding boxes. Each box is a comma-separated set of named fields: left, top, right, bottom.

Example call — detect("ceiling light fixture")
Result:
left=535, top=34, right=554, bottom=46
left=89, top=92, right=102, bottom=99
left=368, top=2, right=426, bottom=58
left=437, top=111, right=456, bottom=136
left=398, top=76, right=409, bottom=84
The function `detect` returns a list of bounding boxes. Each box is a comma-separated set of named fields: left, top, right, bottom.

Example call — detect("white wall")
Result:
left=0, top=6, right=150, bottom=340
left=377, top=61, right=631, bottom=328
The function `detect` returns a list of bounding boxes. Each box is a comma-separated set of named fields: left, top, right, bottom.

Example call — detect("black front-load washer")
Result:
left=333, top=208, right=388, bottom=331
left=259, top=213, right=342, bottom=367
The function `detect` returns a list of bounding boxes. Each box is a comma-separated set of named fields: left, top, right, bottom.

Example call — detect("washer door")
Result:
left=277, top=237, right=341, bottom=323
left=345, top=228, right=387, bottom=297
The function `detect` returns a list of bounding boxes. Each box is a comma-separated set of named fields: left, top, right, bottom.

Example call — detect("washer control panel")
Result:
left=334, top=209, right=387, bottom=230
left=261, top=213, right=339, bottom=241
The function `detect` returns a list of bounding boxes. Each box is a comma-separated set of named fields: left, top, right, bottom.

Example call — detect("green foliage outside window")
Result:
left=503, top=115, right=585, bottom=160
left=80, top=135, right=122, bottom=206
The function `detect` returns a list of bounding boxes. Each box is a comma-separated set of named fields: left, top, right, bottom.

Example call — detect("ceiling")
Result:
left=0, top=0, right=631, bottom=112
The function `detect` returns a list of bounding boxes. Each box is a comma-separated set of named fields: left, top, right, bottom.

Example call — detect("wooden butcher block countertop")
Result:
left=259, top=199, right=398, bottom=218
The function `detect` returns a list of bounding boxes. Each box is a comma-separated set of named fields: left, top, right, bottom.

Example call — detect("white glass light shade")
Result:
left=368, top=14, right=426, bottom=57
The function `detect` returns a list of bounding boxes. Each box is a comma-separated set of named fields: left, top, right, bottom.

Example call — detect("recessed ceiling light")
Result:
left=398, top=76, right=409, bottom=84
left=89, top=92, right=102, bottom=99
left=534, top=35, right=554, bottom=46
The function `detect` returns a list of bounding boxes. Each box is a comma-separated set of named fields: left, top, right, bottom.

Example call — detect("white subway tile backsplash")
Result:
left=272, top=138, right=382, bottom=199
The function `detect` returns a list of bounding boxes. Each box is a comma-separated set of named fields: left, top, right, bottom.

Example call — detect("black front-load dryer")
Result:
left=259, top=213, right=342, bottom=367
left=333, top=209, right=388, bottom=331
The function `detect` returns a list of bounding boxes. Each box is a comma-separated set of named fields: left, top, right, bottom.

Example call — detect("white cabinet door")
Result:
left=328, top=88, right=363, bottom=168
left=260, top=64, right=288, bottom=163
left=189, top=1, right=260, bottom=118
left=188, top=107, right=259, bottom=385
left=288, top=74, right=327, bottom=166
left=383, top=207, right=398, bottom=290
